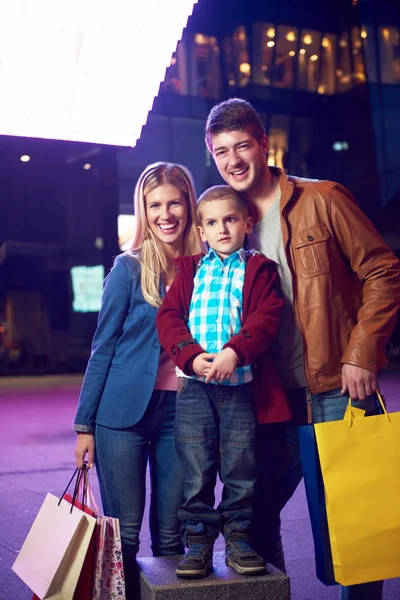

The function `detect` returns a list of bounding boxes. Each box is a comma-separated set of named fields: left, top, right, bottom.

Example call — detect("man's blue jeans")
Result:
left=95, top=390, right=184, bottom=597
left=175, top=378, right=256, bottom=544
left=255, top=387, right=383, bottom=600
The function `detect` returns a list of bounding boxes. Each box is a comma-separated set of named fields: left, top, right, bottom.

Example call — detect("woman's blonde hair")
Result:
left=131, top=162, right=202, bottom=307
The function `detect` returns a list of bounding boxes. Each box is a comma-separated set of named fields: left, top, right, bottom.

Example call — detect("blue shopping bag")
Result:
left=298, top=424, right=337, bottom=586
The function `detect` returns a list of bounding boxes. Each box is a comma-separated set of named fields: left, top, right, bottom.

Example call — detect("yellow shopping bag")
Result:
left=314, top=392, right=400, bottom=586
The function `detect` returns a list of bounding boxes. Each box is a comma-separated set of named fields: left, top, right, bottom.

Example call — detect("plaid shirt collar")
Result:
left=202, top=246, right=247, bottom=266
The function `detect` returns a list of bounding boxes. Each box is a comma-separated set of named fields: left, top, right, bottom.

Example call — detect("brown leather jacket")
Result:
left=275, top=168, right=400, bottom=394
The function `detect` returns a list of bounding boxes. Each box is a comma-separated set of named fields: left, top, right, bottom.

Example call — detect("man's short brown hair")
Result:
left=197, top=185, right=249, bottom=223
left=205, top=98, right=266, bottom=152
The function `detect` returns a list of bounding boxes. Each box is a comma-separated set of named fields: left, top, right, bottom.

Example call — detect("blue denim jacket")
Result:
left=74, top=253, right=162, bottom=431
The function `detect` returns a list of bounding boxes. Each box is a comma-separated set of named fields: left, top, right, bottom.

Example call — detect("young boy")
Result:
left=156, top=185, right=290, bottom=578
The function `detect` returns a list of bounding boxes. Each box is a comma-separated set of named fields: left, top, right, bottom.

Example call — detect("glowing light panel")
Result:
left=0, top=0, right=197, bottom=147
left=118, top=214, right=137, bottom=251
left=71, top=265, right=105, bottom=312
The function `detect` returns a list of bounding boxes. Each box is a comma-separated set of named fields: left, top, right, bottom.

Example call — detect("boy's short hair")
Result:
left=205, top=98, right=266, bottom=152
left=197, top=185, right=249, bottom=222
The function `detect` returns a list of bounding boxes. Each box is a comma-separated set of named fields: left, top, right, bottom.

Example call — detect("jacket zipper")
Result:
left=281, top=204, right=312, bottom=395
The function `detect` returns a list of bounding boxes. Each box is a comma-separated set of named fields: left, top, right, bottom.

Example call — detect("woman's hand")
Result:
left=74, top=433, right=95, bottom=469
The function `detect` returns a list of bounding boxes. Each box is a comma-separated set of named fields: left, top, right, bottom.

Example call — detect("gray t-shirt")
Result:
left=248, top=196, right=307, bottom=390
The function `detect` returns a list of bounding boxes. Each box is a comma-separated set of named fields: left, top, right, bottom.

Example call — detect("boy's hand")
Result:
left=193, top=352, right=216, bottom=377
left=205, top=348, right=238, bottom=383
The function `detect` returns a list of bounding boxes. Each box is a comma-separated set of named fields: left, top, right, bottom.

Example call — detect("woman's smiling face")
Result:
left=145, top=184, right=188, bottom=254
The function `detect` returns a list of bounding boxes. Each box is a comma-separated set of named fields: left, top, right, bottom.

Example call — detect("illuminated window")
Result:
left=378, top=27, right=400, bottom=84
left=351, top=27, right=366, bottom=84
left=267, top=115, right=290, bottom=170
left=162, top=42, right=187, bottom=94
left=193, top=34, right=221, bottom=97
left=337, top=33, right=353, bottom=92
left=118, top=214, right=137, bottom=251
left=271, top=26, right=298, bottom=88
left=297, top=30, right=321, bottom=92
left=361, top=25, right=377, bottom=82
left=233, top=27, right=250, bottom=86
left=71, top=265, right=105, bottom=313
left=319, top=34, right=336, bottom=94
left=252, top=22, right=275, bottom=86
left=222, top=37, right=237, bottom=87
left=290, top=117, right=314, bottom=176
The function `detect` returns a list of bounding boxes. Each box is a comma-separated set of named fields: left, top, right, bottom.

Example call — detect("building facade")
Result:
left=119, top=0, right=400, bottom=224
left=1, top=0, right=399, bottom=372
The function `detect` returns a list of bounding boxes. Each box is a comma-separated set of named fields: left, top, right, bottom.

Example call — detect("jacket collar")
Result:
left=270, top=166, right=295, bottom=212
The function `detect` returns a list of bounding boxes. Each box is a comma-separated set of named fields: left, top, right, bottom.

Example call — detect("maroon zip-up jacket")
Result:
left=156, top=251, right=292, bottom=424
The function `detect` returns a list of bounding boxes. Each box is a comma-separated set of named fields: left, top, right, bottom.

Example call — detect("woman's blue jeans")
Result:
left=95, top=390, right=184, bottom=597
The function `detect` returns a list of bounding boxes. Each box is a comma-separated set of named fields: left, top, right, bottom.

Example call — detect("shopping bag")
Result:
left=314, top=392, right=400, bottom=586
left=63, top=468, right=97, bottom=600
left=64, top=466, right=126, bottom=600
left=298, top=424, right=336, bottom=586
left=92, top=515, right=125, bottom=600
left=13, top=468, right=96, bottom=600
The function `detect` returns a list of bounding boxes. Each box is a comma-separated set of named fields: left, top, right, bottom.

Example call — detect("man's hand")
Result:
left=341, top=364, right=377, bottom=400
left=205, top=348, right=238, bottom=383
left=74, top=433, right=95, bottom=469
left=193, top=353, right=216, bottom=377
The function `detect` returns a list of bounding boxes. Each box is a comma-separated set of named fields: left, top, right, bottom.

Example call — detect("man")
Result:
left=205, top=98, right=400, bottom=600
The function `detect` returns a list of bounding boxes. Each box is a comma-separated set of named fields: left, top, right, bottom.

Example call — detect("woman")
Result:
left=74, top=162, right=202, bottom=596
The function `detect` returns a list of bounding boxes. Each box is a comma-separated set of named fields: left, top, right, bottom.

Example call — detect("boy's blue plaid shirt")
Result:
left=176, top=247, right=253, bottom=386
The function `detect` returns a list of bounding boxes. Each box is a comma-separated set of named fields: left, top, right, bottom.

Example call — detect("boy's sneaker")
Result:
left=225, top=529, right=267, bottom=575
left=176, top=525, right=214, bottom=578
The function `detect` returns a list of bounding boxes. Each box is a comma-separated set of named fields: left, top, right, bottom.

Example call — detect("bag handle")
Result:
left=86, top=478, right=100, bottom=515
left=348, top=390, right=390, bottom=427
left=58, top=463, right=88, bottom=513
left=77, top=466, right=100, bottom=514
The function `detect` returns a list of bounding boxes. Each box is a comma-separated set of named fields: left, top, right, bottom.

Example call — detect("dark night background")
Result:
left=0, top=0, right=399, bottom=375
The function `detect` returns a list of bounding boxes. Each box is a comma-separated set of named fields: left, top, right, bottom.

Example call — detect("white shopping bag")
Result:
left=12, top=492, right=96, bottom=599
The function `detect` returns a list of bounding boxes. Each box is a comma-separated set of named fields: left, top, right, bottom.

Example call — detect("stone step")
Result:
left=137, top=551, right=290, bottom=600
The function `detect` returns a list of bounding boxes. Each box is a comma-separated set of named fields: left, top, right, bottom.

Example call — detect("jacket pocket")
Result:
left=291, top=225, right=331, bottom=277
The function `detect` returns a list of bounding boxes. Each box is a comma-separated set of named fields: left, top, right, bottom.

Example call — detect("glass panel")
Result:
left=360, top=25, right=377, bottom=83
left=351, top=26, right=367, bottom=85
left=378, top=27, right=400, bottom=84
left=290, top=117, right=314, bottom=176
left=319, top=34, right=336, bottom=94
left=162, top=45, right=183, bottom=94
left=267, top=115, right=290, bottom=170
left=223, top=37, right=237, bottom=88
left=337, top=32, right=353, bottom=92
left=271, top=26, right=298, bottom=88
left=233, top=26, right=250, bottom=86
left=297, top=29, right=321, bottom=92
left=252, top=22, right=275, bottom=86
left=193, top=34, right=222, bottom=97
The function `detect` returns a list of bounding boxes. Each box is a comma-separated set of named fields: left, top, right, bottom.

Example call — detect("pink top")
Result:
left=154, top=285, right=178, bottom=391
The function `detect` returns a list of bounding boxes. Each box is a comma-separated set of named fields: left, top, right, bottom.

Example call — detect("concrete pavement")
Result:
left=0, top=371, right=399, bottom=600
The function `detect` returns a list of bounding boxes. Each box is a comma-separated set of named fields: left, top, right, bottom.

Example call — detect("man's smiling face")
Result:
left=211, top=128, right=269, bottom=195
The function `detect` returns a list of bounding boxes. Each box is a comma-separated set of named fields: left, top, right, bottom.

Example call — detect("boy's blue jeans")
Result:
left=175, top=378, right=256, bottom=544
left=255, top=387, right=383, bottom=600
